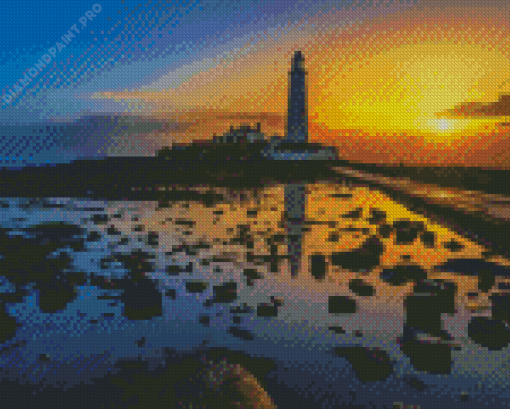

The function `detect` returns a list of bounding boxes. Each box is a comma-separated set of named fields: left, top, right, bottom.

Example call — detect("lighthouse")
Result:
left=286, top=51, right=308, bottom=143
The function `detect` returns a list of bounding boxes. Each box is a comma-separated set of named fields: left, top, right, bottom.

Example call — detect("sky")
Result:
left=1, top=0, right=510, bottom=167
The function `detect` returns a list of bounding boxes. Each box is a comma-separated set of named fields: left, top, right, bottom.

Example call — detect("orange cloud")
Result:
left=437, top=95, right=510, bottom=119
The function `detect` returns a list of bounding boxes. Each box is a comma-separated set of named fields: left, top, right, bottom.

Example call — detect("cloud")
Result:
left=436, top=95, right=510, bottom=119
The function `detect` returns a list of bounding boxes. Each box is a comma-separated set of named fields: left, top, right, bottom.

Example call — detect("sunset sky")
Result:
left=1, top=0, right=510, bottom=166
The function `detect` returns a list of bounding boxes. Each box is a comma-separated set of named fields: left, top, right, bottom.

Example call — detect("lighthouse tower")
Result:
left=286, top=51, right=308, bottom=143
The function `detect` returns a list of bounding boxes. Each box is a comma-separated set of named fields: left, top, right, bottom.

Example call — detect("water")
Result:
left=1, top=178, right=510, bottom=408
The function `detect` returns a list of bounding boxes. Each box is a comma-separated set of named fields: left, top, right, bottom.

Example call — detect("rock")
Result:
left=36, top=278, right=78, bottom=313
left=228, top=327, right=255, bottom=341
left=257, top=303, right=278, bottom=318
left=380, top=264, right=428, bottom=286
left=327, top=232, right=340, bottom=242
left=166, top=262, right=193, bottom=276
left=106, top=225, right=122, bottom=236
left=185, top=281, right=208, bottom=293
left=491, top=293, right=510, bottom=323
left=38, top=353, right=51, bottom=362
left=328, top=326, right=346, bottom=334
left=331, top=236, right=384, bottom=272
left=420, top=230, right=436, bottom=248
left=165, top=289, right=176, bottom=299
left=328, top=295, right=357, bottom=314
left=403, top=375, right=427, bottom=392
left=243, top=269, right=263, bottom=287
left=400, top=338, right=452, bottom=374
left=0, top=303, right=19, bottom=343
left=341, top=207, right=362, bottom=219
left=444, top=239, right=463, bottom=252
left=119, top=279, right=162, bottom=320
left=333, top=347, right=394, bottom=382
left=377, top=223, right=393, bottom=239
left=199, top=315, right=210, bottom=327
left=230, top=304, right=254, bottom=314
left=467, top=316, right=510, bottom=350
left=91, top=214, right=109, bottom=225
left=368, top=208, right=387, bottom=225
left=392, top=219, right=425, bottom=245
left=86, top=230, right=102, bottom=242
left=212, top=282, right=237, bottom=304
left=310, top=254, right=327, bottom=280
left=497, top=282, right=510, bottom=290
left=136, top=337, right=146, bottom=347
left=349, top=279, right=375, bottom=297
left=413, top=279, right=457, bottom=314
left=147, top=231, right=159, bottom=246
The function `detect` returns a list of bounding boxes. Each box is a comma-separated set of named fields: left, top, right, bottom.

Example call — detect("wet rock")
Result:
left=434, top=258, right=509, bottom=293
left=401, top=254, right=411, bottom=261
left=331, top=236, right=384, bottom=272
left=166, top=262, right=193, bottom=276
left=490, top=293, right=510, bottom=323
left=413, top=279, right=457, bottom=314
left=467, top=316, right=510, bottom=350
left=113, top=249, right=156, bottom=279
left=341, top=207, right=362, bottom=220
left=230, top=304, right=254, bottom=314
left=444, top=239, right=464, bottom=252
left=118, top=237, right=130, bottom=246
left=233, top=316, right=242, bottom=324
left=185, top=281, right=208, bottom=293
left=310, top=254, right=327, bottom=280
left=36, top=278, right=78, bottom=313
left=349, top=279, right=375, bottom=297
left=246, top=209, right=258, bottom=217
left=147, top=231, right=159, bottom=246
left=328, top=296, right=357, bottom=314
left=327, top=232, right=340, bottom=242
left=119, top=279, right=162, bottom=321
left=133, top=224, right=145, bottom=232
left=165, top=289, right=176, bottom=299
left=243, top=269, right=263, bottom=287
left=377, top=223, right=393, bottom=239
left=91, top=214, right=109, bottom=225
left=460, top=391, right=469, bottom=402
left=38, top=353, right=51, bottom=362
left=403, top=375, right=427, bottom=392
left=212, top=282, right=237, bottom=304
left=228, top=327, right=255, bottom=341
left=106, top=225, right=122, bottom=236
left=136, top=337, right=146, bottom=347
left=199, top=315, right=210, bottom=327
left=380, top=264, right=428, bottom=286
left=0, top=303, right=19, bottom=343
left=497, top=282, right=510, bottom=290
left=86, top=230, right=102, bottom=242
left=368, top=208, right=387, bottom=225
left=328, top=326, right=346, bottom=334
left=420, top=230, right=436, bottom=248
left=392, top=219, right=425, bottom=245
left=400, top=339, right=452, bottom=374
left=333, top=347, right=394, bottom=382
left=257, top=303, right=278, bottom=318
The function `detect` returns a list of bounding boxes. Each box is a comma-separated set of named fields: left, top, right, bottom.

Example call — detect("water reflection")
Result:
left=283, top=182, right=306, bottom=277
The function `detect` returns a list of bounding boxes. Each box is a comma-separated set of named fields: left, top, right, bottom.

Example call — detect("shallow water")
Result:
left=1, top=178, right=510, bottom=408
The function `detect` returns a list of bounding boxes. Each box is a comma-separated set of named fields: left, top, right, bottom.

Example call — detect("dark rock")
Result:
left=243, top=269, right=263, bottom=286
left=106, top=225, right=122, bottom=236
left=490, top=293, right=510, bottom=323
left=413, top=279, right=457, bottom=314
left=349, top=279, right=375, bottom=297
left=420, top=231, right=435, bottom=248
left=233, top=316, right=242, bottom=324
left=0, top=303, right=19, bottom=343
left=228, top=327, right=255, bottom=341
left=230, top=304, right=254, bottom=314
left=36, top=279, right=78, bottom=313
left=310, top=254, right=327, bottom=280
left=444, top=239, right=464, bottom=252
left=341, top=207, right=362, bottom=220
left=147, top=232, right=159, bottom=246
left=401, top=254, right=411, bottom=261
left=328, top=296, right=357, bottom=314
left=467, top=316, right=510, bottom=350
left=165, top=289, right=177, bottom=299
left=199, top=315, right=210, bottom=327
left=86, top=230, right=102, bottom=242
left=368, top=208, right=387, bottom=225
left=497, top=282, right=510, bottom=290
left=136, top=337, right=146, bottom=347
left=380, top=264, right=428, bottom=286
left=166, top=262, right=193, bottom=276
left=327, top=232, right=340, bottom=242
left=377, top=223, right=393, bottom=239
left=38, top=353, right=51, bottom=362
left=328, top=326, right=346, bottom=334
left=212, top=282, right=237, bottom=304
left=333, top=347, right=394, bottom=382
left=118, top=237, right=129, bottom=246
left=257, top=303, right=278, bottom=318
left=133, top=224, right=145, bottom=232
left=119, top=279, right=162, bottom=321
left=246, top=209, right=258, bottom=217
left=400, top=339, right=452, bottom=374
left=91, top=214, right=109, bottom=225
left=113, top=249, right=156, bottom=280
left=392, top=219, right=425, bottom=245
left=403, top=375, right=427, bottom=392
left=331, top=236, right=384, bottom=272
left=186, top=281, right=208, bottom=293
